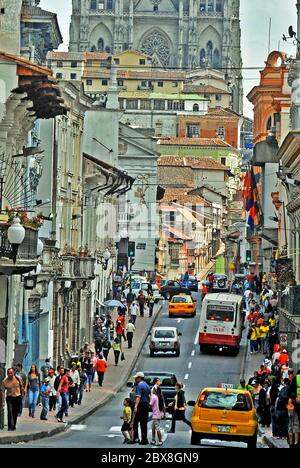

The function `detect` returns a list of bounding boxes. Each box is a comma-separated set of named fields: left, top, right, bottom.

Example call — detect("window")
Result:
left=208, top=1, right=214, bottom=11
left=139, top=59, right=146, bottom=65
left=0, top=8, right=5, bottom=14
left=86, top=79, right=93, bottom=85
left=91, top=45, right=96, bottom=52
left=153, top=5, right=158, bottom=11
left=207, top=41, right=213, bottom=63
left=157, top=81, right=164, bottom=87
left=141, top=80, right=147, bottom=88
left=107, top=0, right=114, bottom=9
left=206, top=305, right=234, bottom=322
left=168, top=100, right=184, bottom=111
left=216, top=94, right=222, bottom=101
left=57, top=61, right=63, bottom=68
left=154, top=99, right=165, bottom=110
left=70, top=73, right=77, bottom=80
left=200, top=1, right=206, bottom=12
left=117, top=79, right=124, bottom=87
left=71, top=61, right=77, bottom=68
left=56, top=73, right=63, bottom=79
left=172, top=82, right=178, bottom=87
left=200, top=392, right=252, bottom=411
left=193, top=103, right=199, bottom=112
left=217, top=126, right=225, bottom=139
left=140, top=99, right=151, bottom=110
left=221, top=157, right=226, bottom=165
left=200, top=48, right=206, bottom=67
left=98, top=2, right=104, bottom=9
left=213, top=49, right=220, bottom=67
left=119, top=98, right=125, bottom=110
left=86, top=60, right=93, bottom=66
left=90, top=0, right=97, bottom=9
left=114, top=58, right=120, bottom=65
left=98, top=38, right=104, bottom=51
left=126, top=99, right=138, bottom=110
left=155, top=121, right=162, bottom=136
left=186, top=124, right=199, bottom=138
left=105, top=46, right=111, bottom=53
left=216, top=0, right=223, bottom=12
left=102, top=79, right=108, bottom=86
left=154, top=330, right=175, bottom=339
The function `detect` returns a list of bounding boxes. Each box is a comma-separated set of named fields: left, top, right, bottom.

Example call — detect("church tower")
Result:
left=70, top=0, right=243, bottom=112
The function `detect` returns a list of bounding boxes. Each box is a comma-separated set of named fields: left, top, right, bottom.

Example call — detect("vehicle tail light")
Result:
left=197, top=394, right=206, bottom=407
left=150, top=341, right=155, bottom=347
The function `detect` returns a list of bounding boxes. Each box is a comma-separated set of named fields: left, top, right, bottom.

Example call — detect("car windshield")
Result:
left=154, top=330, right=175, bottom=339
left=206, top=305, right=234, bottom=322
left=132, top=283, right=141, bottom=290
left=144, top=374, right=177, bottom=387
left=171, top=296, right=191, bottom=303
left=200, top=392, right=251, bottom=411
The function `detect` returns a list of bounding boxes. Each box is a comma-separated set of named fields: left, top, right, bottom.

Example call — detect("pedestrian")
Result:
left=138, top=290, right=146, bottom=317
left=69, top=364, right=80, bottom=407
left=112, top=337, right=122, bottom=366
left=126, top=319, right=136, bottom=349
left=40, top=377, right=51, bottom=420
left=126, top=288, right=136, bottom=314
left=40, top=358, right=51, bottom=380
left=25, top=364, right=41, bottom=418
left=287, top=398, right=300, bottom=448
left=275, top=378, right=290, bottom=439
left=77, top=365, right=87, bottom=406
left=248, top=325, right=258, bottom=354
left=131, top=372, right=151, bottom=445
left=102, top=338, right=111, bottom=361
left=82, top=351, right=94, bottom=392
left=56, top=369, right=71, bottom=423
left=201, top=282, right=208, bottom=302
left=116, top=319, right=124, bottom=342
left=279, top=349, right=289, bottom=367
left=90, top=351, right=97, bottom=382
left=121, top=398, right=132, bottom=444
left=54, top=367, right=65, bottom=415
left=48, top=368, right=57, bottom=412
left=260, top=381, right=271, bottom=428
left=259, top=322, right=270, bottom=354
left=1, top=368, right=24, bottom=431
left=248, top=371, right=260, bottom=387
left=147, top=292, right=155, bottom=317
left=15, top=363, right=27, bottom=417
left=94, top=326, right=103, bottom=355
left=168, top=382, right=191, bottom=434
left=288, top=369, right=300, bottom=434
left=95, top=353, right=108, bottom=387
left=150, top=385, right=164, bottom=446
left=130, top=300, right=138, bottom=325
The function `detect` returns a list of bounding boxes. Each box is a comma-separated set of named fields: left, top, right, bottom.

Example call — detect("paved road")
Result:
left=6, top=294, right=265, bottom=449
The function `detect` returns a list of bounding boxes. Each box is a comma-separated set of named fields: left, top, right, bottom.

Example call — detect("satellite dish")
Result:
left=289, top=25, right=296, bottom=38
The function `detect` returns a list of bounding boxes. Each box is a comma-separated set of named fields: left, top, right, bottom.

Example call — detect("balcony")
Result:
left=0, top=223, right=39, bottom=275
left=280, top=286, right=300, bottom=316
left=57, top=256, right=96, bottom=281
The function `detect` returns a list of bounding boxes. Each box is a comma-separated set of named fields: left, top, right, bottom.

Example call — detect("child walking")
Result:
left=121, top=398, right=132, bottom=444
left=40, top=377, right=51, bottom=420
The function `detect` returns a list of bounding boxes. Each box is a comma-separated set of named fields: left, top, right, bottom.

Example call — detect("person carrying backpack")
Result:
left=275, top=379, right=290, bottom=439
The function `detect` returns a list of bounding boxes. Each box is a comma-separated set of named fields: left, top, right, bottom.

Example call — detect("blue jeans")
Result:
left=250, top=340, right=258, bottom=353
left=57, top=392, right=68, bottom=421
left=28, top=390, right=39, bottom=417
left=40, top=395, right=49, bottom=419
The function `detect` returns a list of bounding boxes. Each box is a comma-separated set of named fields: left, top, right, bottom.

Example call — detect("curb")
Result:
left=239, top=339, right=249, bottom=381
left=0, top=304, right=163, bottom=445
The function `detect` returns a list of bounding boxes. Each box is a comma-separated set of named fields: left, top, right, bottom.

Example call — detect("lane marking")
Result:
left=70, top=425, right=87, bottom=431
left=188, top=362, right=192, bottom=369
left=184, top=373, right=189, bottom=380
left=109, top=426, right=122, bottom=432
left=191, top=350, right=195, bottom=357
left=194, top=325, right=200, bottom=345
left=177, top=319, right=182, bottom=324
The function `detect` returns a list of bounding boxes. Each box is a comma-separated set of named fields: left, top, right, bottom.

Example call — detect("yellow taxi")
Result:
left=188, top=385, right=258, bottom=448
left=168, top=294, right=196, bottom=318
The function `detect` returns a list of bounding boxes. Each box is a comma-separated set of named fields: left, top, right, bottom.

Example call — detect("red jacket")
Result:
left=95, top=359, right=108, bottom=373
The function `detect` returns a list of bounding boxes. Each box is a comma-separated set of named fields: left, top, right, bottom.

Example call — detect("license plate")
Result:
left=212, top=328, right=225, bottom=333
left=218, top=425, right=231, bottom=433
left=160, top=342, right=170, bottom=346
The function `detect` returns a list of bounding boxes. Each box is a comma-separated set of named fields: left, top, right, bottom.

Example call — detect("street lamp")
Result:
left=7, top=217, right=25, bottom=264
left=37, top=238, right=44, bottom=257
left=102, top=248, right=111, bottom=271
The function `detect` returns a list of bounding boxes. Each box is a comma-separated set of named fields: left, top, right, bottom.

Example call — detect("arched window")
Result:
left=200, top=48, right=206, bottom=67
left=267, top=116, right=273, bottom=131
left=91, top=0, right=97, bottom=9
left=207, top=41, right=213, bottom=64
left=98, top=38, right=104, bottom=51
left=193, top=103, right=199, bottom=112
left=213, top=48, right=220, bottom=68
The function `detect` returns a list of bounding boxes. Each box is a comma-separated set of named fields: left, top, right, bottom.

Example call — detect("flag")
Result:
left=242, top=169, right=253, bottom=211
left=242, top=167, right=263, bottom=230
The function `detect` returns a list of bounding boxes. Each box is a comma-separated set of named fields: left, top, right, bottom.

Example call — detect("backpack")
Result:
left=276, top=386, right=289, bottom=410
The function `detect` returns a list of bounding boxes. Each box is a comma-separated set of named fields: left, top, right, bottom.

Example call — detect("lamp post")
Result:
left=102, top=248, right=111, bottom=271
left=7, top=217, right=25, bottom=264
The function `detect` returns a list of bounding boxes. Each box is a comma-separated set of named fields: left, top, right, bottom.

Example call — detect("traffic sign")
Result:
left=280, top=333, right=288, bottom=346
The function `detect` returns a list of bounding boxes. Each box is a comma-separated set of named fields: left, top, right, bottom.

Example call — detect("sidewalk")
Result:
left=0, top=303, right=162, bottom=445
left=243, top=348, right=289, bottom=449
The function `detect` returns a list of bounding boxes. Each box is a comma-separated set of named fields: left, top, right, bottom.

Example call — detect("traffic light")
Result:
left=246, top=250, right=251, bottom=262
left=128, top=241, right=135, bottom=258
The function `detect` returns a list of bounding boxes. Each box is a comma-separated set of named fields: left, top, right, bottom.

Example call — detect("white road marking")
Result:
left=194, top=325, right=200, bottom=345
left=177, top=319, right=182, bottom=323
left=70, top=425, right=87, bottom=431
left=191, top=350, right=195, bottom=357
left=188, top=362, right=192, bottom=369
left=109, top=426, right=122, bottom=432
left=184, top=373, right=189, bottom=380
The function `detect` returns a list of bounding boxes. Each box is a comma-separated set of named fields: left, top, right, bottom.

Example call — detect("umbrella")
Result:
left=103, top=300, right=124, bottom=308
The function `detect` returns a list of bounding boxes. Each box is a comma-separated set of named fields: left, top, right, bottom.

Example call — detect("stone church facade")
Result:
left=70, top=0, right=243, bottom=111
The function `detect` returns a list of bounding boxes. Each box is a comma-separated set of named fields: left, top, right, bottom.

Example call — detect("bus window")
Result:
left=207, top=305, right=234, bottom=322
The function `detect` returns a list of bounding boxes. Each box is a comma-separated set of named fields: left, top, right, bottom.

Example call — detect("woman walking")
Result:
left=168, top=382, right=191, bottom=433
left=25, top=364, right=41, bottom=418
left=112, top=337, right=123, bottom=366
left=150, top=386, right=165, bottom=446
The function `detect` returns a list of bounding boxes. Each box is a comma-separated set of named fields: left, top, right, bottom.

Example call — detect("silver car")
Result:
left=149, top=327, right=181, bottom=357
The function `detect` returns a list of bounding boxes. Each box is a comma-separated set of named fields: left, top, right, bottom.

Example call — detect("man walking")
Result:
left=69, top=364, right=80, bottom=407
left=132, top=372, right=151, bottom=445
left=130, top=300, right=139, bottom=325
left=1, top=368, right=24, bottom=431
left=95, top=354, right=108, bottom=387
left=138, top=291, right=146, bottom=317
left=56, top=369, right=71, bottom=423
left=15, top=363, right=27, bottom=416
left=126, top=320, right=136, bottom=348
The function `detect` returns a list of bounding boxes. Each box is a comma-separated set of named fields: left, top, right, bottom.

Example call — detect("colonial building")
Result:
left=69, top=0, right=243, bottom=112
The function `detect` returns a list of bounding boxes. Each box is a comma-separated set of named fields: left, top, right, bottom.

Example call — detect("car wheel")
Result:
left=169, top=313, right=173, bottom=318
left=150, top=349, right=155, bottom=357
left=247, top=435, right=257, bottom=449
left=231, top=346, right=240, bottom=356
left=200, top=345, right=207, bottom=354
left=191, top=431, right=201, bottom=445
left=175, top=349, right=180, bottom=357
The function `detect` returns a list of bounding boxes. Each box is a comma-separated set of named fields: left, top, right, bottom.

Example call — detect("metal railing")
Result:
left=0, top=223, right=38, bottom=261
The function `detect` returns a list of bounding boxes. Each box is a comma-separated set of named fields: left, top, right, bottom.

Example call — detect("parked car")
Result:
left=179, top=274, right=199, bottom=292
left=149, top=326, right=181, bottom=357
left=212, top=274, right=230, bottom=292
left=160, top=280, right=191, bottom=300
left=127, top=371, right=178, bottom=413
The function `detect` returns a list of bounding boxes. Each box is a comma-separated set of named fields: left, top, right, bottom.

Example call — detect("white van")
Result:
left=199, top=293, right=244, bottom=355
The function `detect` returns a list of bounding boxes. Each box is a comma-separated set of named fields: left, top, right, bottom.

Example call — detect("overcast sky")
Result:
left=40, top=0, right=298, bottom=117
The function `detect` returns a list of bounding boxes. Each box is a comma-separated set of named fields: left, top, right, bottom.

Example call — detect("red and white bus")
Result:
left=199, top=293, right=244, bottom=355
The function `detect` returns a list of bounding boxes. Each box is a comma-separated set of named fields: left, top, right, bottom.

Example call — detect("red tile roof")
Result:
left=159, top=137, right=232, bottom=147
left=183, top=84, right=230, bottom=95
left=158, top=156, right=230, bottom=171
left=161, top=188, right=211, bottom=206
left=207, top=107, right=241, bottom=118
left=47, top=51, right=111, bottom=61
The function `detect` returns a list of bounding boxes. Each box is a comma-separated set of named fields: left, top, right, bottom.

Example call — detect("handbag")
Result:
left=121, top=352, right=125, bottom=361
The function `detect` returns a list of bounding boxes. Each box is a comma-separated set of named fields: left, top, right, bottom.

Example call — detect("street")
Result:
left=4, top=296, right=265, bottom=449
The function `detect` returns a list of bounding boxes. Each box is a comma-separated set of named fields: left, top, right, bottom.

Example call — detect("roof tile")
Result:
left=159, top=137, right=232, bottom=147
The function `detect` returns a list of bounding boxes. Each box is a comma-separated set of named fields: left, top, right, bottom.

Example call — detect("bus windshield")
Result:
left=206, top=304, right=234, bottom=322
